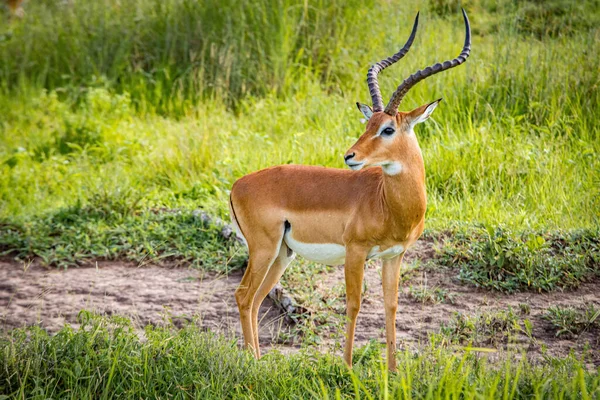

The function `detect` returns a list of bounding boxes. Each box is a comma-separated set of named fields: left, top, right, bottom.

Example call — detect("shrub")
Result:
left=436, top=226, right=600, bottom=292
left=544, top=304, right=600, bottom=337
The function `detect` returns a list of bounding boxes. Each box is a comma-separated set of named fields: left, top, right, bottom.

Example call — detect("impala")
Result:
left=229, top=10, right=471, bottom=371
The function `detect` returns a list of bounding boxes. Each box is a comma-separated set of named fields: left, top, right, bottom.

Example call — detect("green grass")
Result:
left=544, top=304, right=600, bottom=337
left=435, top=226, right=600, bottom=292
left=438, top=308, right=526, bottom=347
left=1, top=0, right=373, bottom=112
left=0, top=202, right=245, bottom=271
left=1, top=313, right=599, bottom=399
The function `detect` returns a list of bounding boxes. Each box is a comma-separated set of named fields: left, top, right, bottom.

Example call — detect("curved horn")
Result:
left=384, top=8, right=471, bottom=116
left=367, top=12, right=419, bottom=113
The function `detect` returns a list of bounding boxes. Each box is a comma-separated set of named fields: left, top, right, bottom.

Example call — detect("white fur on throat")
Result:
left=373, top=161, right=403, bottom=176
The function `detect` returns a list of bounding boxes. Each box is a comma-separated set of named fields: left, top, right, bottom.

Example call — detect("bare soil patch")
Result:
left=1, top=240, right=598, bottom=364
left=0, top=260, right=291, bottom=349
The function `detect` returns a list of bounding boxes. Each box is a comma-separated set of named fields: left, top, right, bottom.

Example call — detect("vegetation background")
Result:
left=0, top=0, right=599, bottom=397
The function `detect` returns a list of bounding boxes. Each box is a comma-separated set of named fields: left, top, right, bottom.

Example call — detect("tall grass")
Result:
left=0, top=0, right=373, bottom=111
left=1, top=313, right=599, bottom=399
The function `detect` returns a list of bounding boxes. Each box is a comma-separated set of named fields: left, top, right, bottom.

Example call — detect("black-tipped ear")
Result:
left=356, top=102, right=373, bottom=121
left=407, top=98, right=442, bottom=127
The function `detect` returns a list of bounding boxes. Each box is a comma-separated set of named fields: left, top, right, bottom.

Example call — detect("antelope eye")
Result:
left=381, top=127, right=395, bottom=136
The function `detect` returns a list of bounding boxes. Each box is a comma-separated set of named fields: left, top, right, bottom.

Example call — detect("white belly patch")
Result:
left=284, top=231, right=346, bottom=265
left=284, top=230, right=405, bottom=265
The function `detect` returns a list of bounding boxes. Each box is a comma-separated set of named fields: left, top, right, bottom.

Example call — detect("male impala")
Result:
left=229, top=10, right=471, bottom=371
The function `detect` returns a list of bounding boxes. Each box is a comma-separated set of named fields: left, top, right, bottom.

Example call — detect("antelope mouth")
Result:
left=345, top=161, right=365, bottom=171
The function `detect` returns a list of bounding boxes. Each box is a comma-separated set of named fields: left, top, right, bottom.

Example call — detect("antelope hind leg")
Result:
left=250, top=241, right=294, bottom=357
left=235, top=234, right=283, bottom=357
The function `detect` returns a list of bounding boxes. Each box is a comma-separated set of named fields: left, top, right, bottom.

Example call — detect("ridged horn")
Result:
left=383, top=8, right=471, bottom=116
left=367, top=12, right=419, bottom=113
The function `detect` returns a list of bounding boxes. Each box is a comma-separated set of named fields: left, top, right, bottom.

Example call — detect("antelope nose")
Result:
left=344, top=152, right=355, bottom=162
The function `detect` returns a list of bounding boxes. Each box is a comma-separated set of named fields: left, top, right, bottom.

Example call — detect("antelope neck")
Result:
left=380, top=151, right=426, bottom=222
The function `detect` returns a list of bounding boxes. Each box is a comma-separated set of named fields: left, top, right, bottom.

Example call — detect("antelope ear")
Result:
left=408, top=98, right=442, bottom=127
left=356, top=102, right=373, bottom=121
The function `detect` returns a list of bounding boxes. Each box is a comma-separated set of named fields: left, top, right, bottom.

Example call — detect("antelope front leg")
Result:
left=382, top=254, right=404, bottom=371
left=343, top=246, right=369, bottom=368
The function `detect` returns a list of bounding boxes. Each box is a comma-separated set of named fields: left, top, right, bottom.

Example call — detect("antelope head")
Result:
left=344, top=9, right=471, bottom=175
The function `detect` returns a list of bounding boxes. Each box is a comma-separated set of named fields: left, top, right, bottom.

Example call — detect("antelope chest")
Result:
left=284, top=230, right=404, bottom=266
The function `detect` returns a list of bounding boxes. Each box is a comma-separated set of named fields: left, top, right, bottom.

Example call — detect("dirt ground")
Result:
left=1, top=240, right=599, bottom=364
